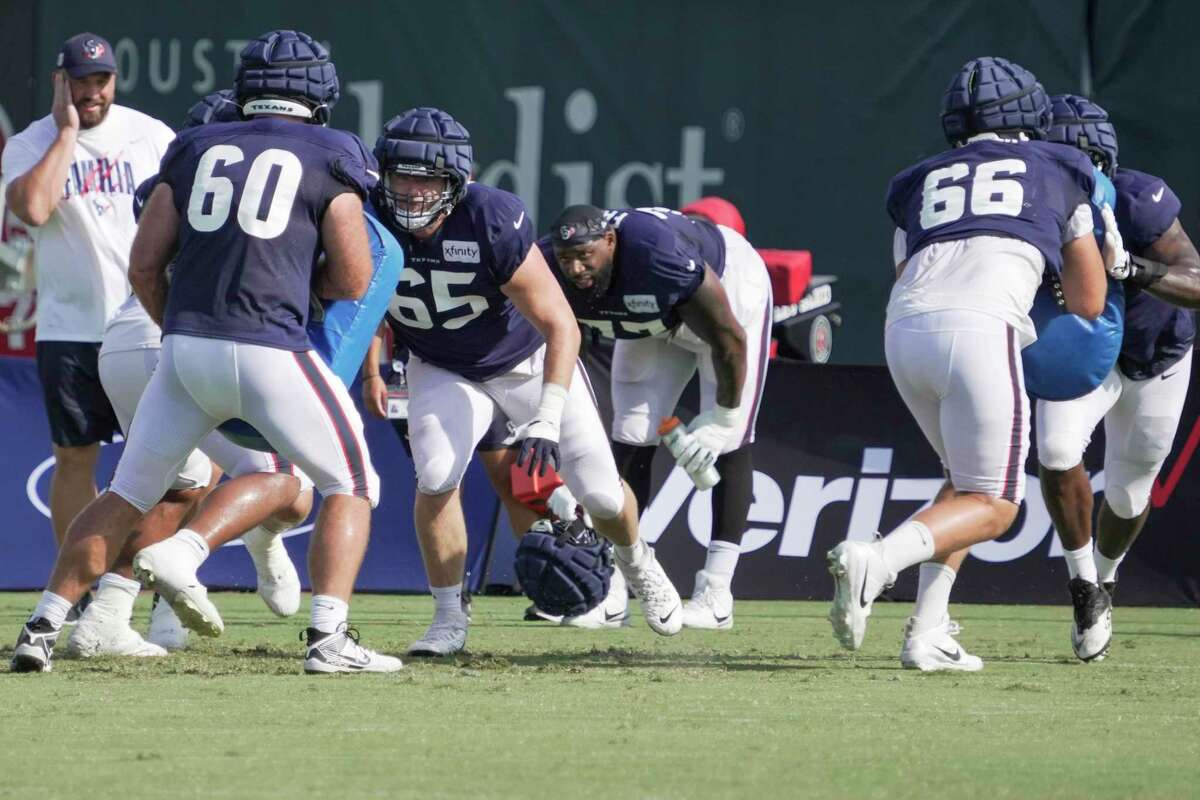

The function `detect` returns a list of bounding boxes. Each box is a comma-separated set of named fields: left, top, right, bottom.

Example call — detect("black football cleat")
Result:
left=1068, top=578, right=1112, bottom=662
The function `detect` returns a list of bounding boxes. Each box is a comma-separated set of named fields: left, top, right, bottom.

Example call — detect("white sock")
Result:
left=614, top=540, right=648, bottom=566
left=877, top=521, right=935, bottom=576
left=911, top=562, right=957, bottom=634
left=31, top=591, right=74, bottom=628
left=1063, top=542, right=1098, bottom=584
left=431, top=584, right=464, bottom=619
left=93, top=572, right=141, bottom=622
left=704, top=541, right=740, bottom=581
left=173, top=528, right=211, bottom=565
left=1094, top=548, right=1125, bottom=584
left=310, top=594, right=348, bottom=633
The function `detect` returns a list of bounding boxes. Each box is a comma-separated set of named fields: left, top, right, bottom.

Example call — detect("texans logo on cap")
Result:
left=83, top=39, right=106, bottom=60
left=559, top=225, right=577, bottom=241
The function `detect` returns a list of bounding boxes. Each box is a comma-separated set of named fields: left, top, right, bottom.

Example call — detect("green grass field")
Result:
left=0, top=593, right=1197, bottom=799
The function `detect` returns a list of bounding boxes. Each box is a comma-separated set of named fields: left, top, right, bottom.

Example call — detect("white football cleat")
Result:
left=682, top=569, right=734, bottom=630
left=63, top=606, right=167, bottom=659
left=303, top=624, right=403, bottom=674
left=900, top=617, right=983, bottom=672
left=147, top=593, right=189, bottom=651
left=133, top=540, right=224, bottom=637
left=1068, top=578, right=1113, bottom=662
left=562, top=565, right=630, bottom=629
left=827, top=540, right=894, bottom=651
left=242, top=527, right=302, bottom=617
left=617, top=545, right=682, bottom=636
left=407, top=614, right=469, bottom=657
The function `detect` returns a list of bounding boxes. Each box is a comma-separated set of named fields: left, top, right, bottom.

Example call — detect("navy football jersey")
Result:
left=1114, top=168, right=1194, bottom=379
left=540, top=207, right=725, bottom=339
left=157, top=117, right=376, bottom=351
left=887, top=139, right=1096, bottom=274
left=376, top=183, right=544, bottom=381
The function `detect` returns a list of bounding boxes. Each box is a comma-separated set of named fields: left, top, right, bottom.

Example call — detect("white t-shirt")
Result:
left=886, top=204, right=1094, bottom=347
left=1, top=104, right=174, bottom=342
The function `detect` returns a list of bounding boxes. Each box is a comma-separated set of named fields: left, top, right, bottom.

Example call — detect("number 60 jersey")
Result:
left=158, top=117, right=376, bottom=351
left=885, top=137, right=1096, bottom=343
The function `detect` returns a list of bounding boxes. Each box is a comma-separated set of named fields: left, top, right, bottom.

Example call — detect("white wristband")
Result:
left=711, top=404, right=739, bottom=428
left=536, top=382, right=569, bottom=428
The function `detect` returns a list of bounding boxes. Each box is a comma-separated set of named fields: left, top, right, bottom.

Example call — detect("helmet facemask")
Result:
left=381, top=163, right=461, bottom=232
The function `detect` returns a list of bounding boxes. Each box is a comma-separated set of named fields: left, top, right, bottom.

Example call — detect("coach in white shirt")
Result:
left=2, top=33, right=173, bottom=552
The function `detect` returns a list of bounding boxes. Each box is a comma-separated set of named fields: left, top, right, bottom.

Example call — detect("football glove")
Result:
left=515, top=383, right=568, bottom=477
left=680, top=405, right=739, bottom=473
left=1100, top=204, right=1132, bottom=280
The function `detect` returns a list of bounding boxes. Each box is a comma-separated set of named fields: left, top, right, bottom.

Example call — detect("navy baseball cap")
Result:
left=57, top=33, right=116, bottom=78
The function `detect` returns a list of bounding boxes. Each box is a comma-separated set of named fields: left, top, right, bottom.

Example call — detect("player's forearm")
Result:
left=1141, top=258, right=1200, bottom=308
left=130, top=268, right=168, bottom=327
left=540, top=317, right=580, bottom=390
left=5, top=129, right=77, bottom=226
left=711, top=328, right=747, bottom=408
left=362, top=326, right=385, bottom=378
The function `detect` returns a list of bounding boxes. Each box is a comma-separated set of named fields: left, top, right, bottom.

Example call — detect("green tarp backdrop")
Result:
left=2, top=0, right=1196, bottom=363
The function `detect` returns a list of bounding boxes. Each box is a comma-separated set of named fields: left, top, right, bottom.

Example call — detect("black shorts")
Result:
left=36, top=341, right=119, bottom=447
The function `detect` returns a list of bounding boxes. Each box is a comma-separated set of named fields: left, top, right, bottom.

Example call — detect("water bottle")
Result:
left=658, top=417, right=721, bottom=490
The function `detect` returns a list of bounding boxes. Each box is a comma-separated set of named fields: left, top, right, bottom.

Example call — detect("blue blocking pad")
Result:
left=218, top=210, right=405, bottom=453
left=1024, top=275, right=1124, bottom=401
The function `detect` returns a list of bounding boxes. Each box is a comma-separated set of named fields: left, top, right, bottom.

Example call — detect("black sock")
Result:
left=712, top=445, right=754, bottom=545
left=611, top=442, right=657, bottom=513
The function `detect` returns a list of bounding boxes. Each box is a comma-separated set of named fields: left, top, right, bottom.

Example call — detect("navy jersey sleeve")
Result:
left=616, top=212, right=706, bottom=308
left=477, top=188, right=534, bottom=284
left=885, top=166, right=918, bottom=230
left=157, top=128, right=201, bottom=213
left=1043, top=145, right=1095, bottom=236
left=326, top=131, right=378, bottom=200
left=132, top=175, right=159, bottom=221
left=1115, top=169, right=1181, bottom=253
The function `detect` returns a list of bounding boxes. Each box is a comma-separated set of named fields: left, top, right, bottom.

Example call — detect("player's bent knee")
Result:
left=579, top=484, right=626, bottom=521
left=415, top=454, right=468, bottom=497
left=1037, top=435, right=1085, bottom=473
left=1103, top=462, right=1157, bottom=519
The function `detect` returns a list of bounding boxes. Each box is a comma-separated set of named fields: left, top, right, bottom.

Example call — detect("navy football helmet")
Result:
left=235, top=30, right=338, bottom=125
left=514, top=518, right=613, bottom=618
left=941, top=56, right=1051, bottom=144
left=373, top=107, right=473, bottom=231
left=1047, top=94, right=1119, bottom=176
left=181, top=89, right=241, bottom=130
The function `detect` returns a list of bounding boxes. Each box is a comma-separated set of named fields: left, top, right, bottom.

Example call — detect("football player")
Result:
left=367, top=107, right=681, bottom=656
left=64, top=90, right=308, bottom=657
left=831, top=56, right=1111, bottom=671
left=542, top=203, right=773, bottom=630
left=1037, top=94, right=1200, bottom=660
left=11, top=30, right=401, bottom=674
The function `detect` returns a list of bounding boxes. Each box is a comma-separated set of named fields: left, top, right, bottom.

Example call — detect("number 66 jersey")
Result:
left=158, top=116, right=376, bottom=351
left=885, top=137, right=1096, bottom=344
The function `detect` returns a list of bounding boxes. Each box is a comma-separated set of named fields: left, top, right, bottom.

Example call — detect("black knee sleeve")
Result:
left=611, top=442, right=656, bottom=513
left=712, top=445, right=754, bottom=544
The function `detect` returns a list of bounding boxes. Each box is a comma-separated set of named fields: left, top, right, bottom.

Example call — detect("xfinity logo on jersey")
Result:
left=640, top=446, right=1105, bottom=564
left=623, top=294, right=660, bottom=314
left=442, top=240, right=481, bottom=263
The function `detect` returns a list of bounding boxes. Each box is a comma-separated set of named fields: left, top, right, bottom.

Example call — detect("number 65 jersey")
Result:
left=158, top=117, right=376, bottom=351
left=885, top=138, right=1096, bottom=344
left=375, top=182, right=544, bottom=381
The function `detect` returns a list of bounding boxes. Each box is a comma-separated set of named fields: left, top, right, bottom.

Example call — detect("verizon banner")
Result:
left=582, top=349, right=1200, bottom=607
